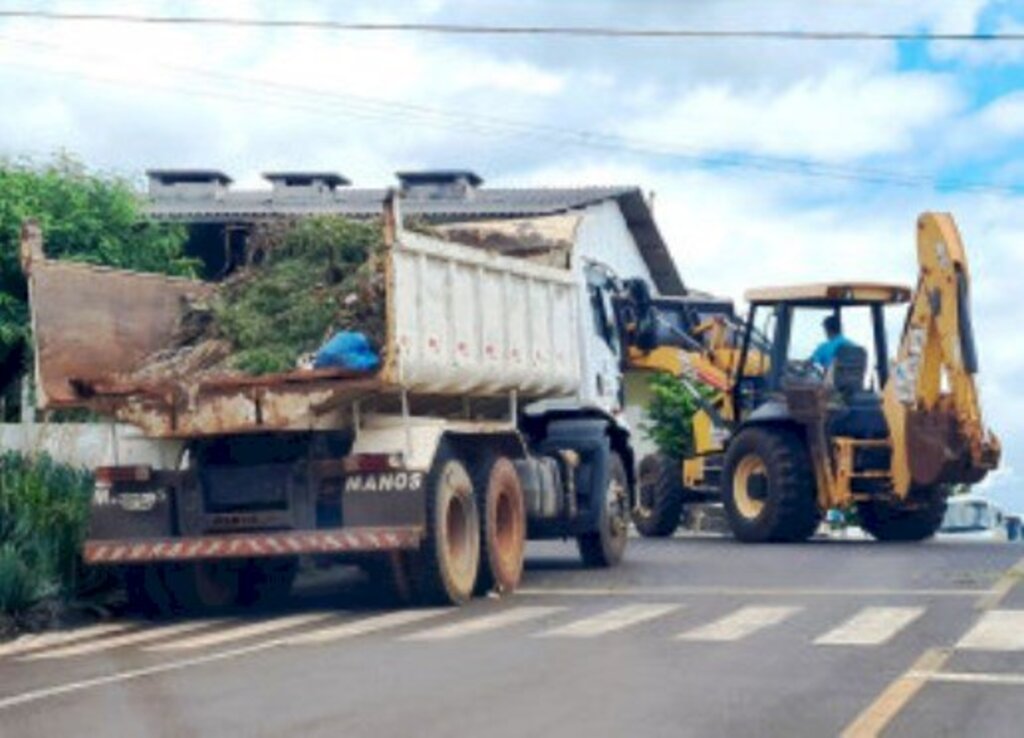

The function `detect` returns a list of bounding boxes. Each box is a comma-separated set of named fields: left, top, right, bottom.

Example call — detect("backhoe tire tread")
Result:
left=857, top=487, right=947, bottom=542
left=632, top=452, right=685, bottom=538
left=722, top=427, right=821, bottom=543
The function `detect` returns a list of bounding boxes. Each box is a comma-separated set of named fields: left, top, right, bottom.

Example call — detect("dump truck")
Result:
left=20, top=192, right=646, bottom=610
left=618, top=212, right=1000, bottom=542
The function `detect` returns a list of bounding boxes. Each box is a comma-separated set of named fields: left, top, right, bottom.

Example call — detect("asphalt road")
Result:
left=1, top=535, right=1022, bottom=737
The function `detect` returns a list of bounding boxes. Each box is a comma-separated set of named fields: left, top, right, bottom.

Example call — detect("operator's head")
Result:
left=823, top=315, right=841, bottom=339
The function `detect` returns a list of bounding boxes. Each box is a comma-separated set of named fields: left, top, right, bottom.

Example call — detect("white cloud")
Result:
left=625, top=68, right=960, bottom=162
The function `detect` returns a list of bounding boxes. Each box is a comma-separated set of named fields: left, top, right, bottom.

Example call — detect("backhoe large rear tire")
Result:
left=857, top=487, right=947, bottom=542
left=722, top=427, right=821, bottom=543
left=412, top=449, right=481, bottom=605
left=631, top=452, right=685, bottom=538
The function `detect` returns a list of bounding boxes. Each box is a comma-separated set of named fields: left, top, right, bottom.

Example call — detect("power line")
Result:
left=0, top=9, right=1021, bottom=42
left=0, top=36, right=1018, bottom=195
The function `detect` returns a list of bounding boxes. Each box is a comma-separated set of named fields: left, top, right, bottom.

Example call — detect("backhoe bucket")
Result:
left=906, top=409, right=1000, bottom=487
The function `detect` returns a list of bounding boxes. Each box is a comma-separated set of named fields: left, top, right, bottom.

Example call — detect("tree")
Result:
left=0, top=154, right=192, bottom=390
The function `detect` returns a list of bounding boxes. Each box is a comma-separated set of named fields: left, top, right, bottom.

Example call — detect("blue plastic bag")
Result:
left=313, top=331, right=380, bottom=371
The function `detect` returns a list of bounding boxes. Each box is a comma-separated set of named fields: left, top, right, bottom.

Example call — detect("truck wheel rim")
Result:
left=734, top=455, right=768, bottom=520
left=608, top=470, right=629, bottom=537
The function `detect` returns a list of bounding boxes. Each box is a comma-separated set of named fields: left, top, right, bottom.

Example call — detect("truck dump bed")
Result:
left=21, top=209, right=582, bottom=437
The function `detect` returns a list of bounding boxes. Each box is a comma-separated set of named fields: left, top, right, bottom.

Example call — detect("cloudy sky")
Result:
left=1, top=0, right=1020, bottom=511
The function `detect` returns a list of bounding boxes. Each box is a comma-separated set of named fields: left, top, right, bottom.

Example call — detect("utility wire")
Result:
left=0, top=9, right=1021, bottom=42
left=0, top=36, right=1018, bottom=194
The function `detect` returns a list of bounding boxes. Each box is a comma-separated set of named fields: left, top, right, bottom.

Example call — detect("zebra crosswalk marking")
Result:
left=0, top=623, right=132, bottom=660
left=676, top=605, right=801, bottom=642
left=537, top=604, right=680, bottom=638
left=286, top=609, right=452, bottom=645
left=146, top=613, right=334, bottom=652
left=403, top=606, right=564, bottom=641
left=957, top=610, right=1024, bottom=651
left=22, top=620, right=218, bottom=660
left=814, top=607, right=924, bottom=646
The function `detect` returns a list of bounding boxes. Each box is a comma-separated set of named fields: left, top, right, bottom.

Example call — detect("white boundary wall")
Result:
left=0, top=422, right=183, bottom=470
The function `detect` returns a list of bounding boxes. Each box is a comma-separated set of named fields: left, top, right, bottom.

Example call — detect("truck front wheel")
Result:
left=476, top=456, right=526, bottom=595
left=722, top=427, right=821, bottom=543
left=413, top=452, right=481, bottom=605
left=577, top=452, right=629, bottom=567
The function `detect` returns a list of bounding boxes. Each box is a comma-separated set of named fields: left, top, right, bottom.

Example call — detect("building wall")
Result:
left=0, top=422, right=183, bottom=469
left=573, top=200, right=658, bottom=292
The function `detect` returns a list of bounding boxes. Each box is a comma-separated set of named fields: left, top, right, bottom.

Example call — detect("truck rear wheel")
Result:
left=165, top=561, right=244, bottom=612
left=631, top=452, right=684, bottom=538
left=722, top=427, right=821, bottom=543
left=239, top=557, right=298, bottom=607
left=577, top=452, right=629, bottom=567
left=360, top=552, right=415, bottom=606
left=475, top=456, right=526, bottom=595
left=413, top=451, right=481, bottom=605
left=858, top=487, right=947, bottom=542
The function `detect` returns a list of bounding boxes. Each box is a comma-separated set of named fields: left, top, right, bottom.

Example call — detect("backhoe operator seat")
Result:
left=830, top=343, right=868, bottom=399
left=827, top=343, right=887, bottom=441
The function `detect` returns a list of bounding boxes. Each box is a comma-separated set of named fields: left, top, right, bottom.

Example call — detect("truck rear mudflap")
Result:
left=83, top=526, right=423, bottom=565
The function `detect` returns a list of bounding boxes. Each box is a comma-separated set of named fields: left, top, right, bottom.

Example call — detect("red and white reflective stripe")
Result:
left=82, top=527, right=423, bottom=564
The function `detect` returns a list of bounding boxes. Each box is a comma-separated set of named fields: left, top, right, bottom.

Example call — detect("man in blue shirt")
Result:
left=809, top=315, right=852, bottom=369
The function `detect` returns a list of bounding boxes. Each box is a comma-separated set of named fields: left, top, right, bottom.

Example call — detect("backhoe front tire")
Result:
left=857, top=487, right=947, bottom=542
left=631, top=452, right=685, bottom=538
left=722, top=427, right=821, bottom=543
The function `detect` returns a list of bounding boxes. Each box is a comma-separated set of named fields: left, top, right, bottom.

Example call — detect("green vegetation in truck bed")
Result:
left=138, top=215, right=387, bottom=378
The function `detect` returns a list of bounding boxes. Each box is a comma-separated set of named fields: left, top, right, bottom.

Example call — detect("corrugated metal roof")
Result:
left=145, top=185, right=686, bottom=295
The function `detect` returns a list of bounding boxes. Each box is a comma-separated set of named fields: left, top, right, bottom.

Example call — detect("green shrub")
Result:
left=0, top=543, right=46, bottom=613
left=642, top=373, right=707, bottom=461
left=0, top=452, right=92, bottom=615
left=0, top=154, right=193, bottom=377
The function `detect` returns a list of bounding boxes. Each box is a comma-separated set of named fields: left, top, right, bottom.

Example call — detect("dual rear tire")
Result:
left=126, top=557, right=298, bottom=616
left=413, top=450, right=526, bottom=605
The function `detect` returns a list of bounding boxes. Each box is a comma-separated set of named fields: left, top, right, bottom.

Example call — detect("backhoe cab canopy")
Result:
left=744, top=283, right=911, bottom=308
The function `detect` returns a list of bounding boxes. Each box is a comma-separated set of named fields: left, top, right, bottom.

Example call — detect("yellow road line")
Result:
left=974, top=554, right=1024, bottom=610
left=839, top=647, right=950, bottom=738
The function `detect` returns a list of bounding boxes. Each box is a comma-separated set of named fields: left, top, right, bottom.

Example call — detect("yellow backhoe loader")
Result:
left=616, top=212, right=1000, bottom=542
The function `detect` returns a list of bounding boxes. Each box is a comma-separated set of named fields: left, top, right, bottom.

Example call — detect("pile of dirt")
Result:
left=128, top=216, right=387, bottom=381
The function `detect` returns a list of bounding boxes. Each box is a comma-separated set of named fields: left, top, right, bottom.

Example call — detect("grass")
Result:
left=0, top=452, right=92, bottom=615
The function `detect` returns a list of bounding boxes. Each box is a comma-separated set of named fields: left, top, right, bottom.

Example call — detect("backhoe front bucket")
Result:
left=906, top=409, right=1000, bottom=487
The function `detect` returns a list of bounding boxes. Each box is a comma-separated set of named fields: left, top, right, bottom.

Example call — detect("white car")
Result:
left=937, top=496, right=1010, bottom=542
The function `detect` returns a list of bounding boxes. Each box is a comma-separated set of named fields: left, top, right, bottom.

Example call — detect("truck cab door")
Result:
left=583, top=267, right=625, bottom=414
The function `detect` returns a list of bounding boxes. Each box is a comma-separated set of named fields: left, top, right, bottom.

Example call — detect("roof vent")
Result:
left=396, top=170, right=483, bottom=200
left=263, top=171, right=351, bottom=200
left=146, top=169, right=232, bottom=201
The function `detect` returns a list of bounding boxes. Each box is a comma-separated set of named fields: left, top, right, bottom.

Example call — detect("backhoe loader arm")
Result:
left=883, top=212, right=1001, bottom=496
